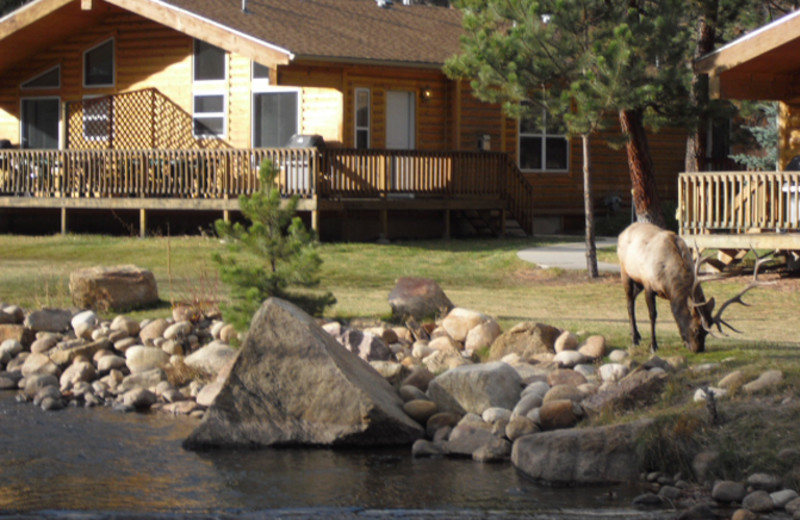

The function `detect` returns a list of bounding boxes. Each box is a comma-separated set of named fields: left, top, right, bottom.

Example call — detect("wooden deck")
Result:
left=678, top=171, right=800, bottom=260
left=0, top=148, right=534, bottom=238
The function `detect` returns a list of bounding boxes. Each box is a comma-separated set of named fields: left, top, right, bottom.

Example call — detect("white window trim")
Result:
left=82, top=94, right=111, bottom=142
left=21, top=65, right=61, bottom=90
left=192, top=92, right=228, bottom=139
left=518, top=110, right=570, bottom=173
left=250, top=86, right=301, bottom=148
left=354, top=88, right=370, bottom=149
left=19, top=96, right=61, bottom=149
left=251, top=60, right=271, bottom=85
left=193, top=39, right=228, bottom=85
left=83, top=37, right=115, bottom=89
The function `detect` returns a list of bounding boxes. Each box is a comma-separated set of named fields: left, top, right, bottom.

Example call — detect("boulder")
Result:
left=69, top=265, right=158, bottom=311
left=388, top=277, right=454, bottom=321
left=512, top=419, right=654, bottom=484
left=464, top=320, right=502, bottom=351
left=488, top=322, right=561, bottom=361
left=184, top=298, right=424, bottom=448
left=125, top=346, right=170, bottom=374
left=426, top=361, right=522, bottom=415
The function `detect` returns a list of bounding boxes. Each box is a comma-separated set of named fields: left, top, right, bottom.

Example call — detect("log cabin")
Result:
left=0, top=0, right=686, bottom=239
left=682, top=9, right=800, bottom=267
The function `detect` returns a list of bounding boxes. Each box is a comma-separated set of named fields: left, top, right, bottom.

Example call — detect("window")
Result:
left=253, top=62, right=271, bottom=81
left=83, top=96, right=110, bottom=141
left=253, top=90, right=299, bottom=147
left=192, top=39, right=227, bottom=138
left=518, top=110, right=569, bottom=172
left=194, top=40, right=226, bottom=82
left=193, top=94, right=226, bottom=138
left=355, top=88, right=370, bottom=149
left=21, top=65, right=60, bottom=90
left=84, top=39, right=114, bottom=87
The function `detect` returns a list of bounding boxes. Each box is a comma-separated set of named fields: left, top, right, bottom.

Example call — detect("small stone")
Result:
left=608, top=349, right=629, bottom=363
left=786, top=496, right=800, bottom=515
left=658, top=485, right=681, bottom=500
left=578, top=335, right=606, bottom=359
left=399, top=384, right=427, bottom=402
left=411, top=439, right=446, bottom=457
left=772, top=489, right=799, bottom=509
left=403, top=399, right=438, bottom=424
left=512, top=393, right=542, bottom=418
left=481, top=407, right=512, bottom=424
left=747, top=472, right=783, bottom=492
left=553, top=350, right=586, bottom=368
left=125, top=346, right=170, bottom=374
left=730, top=509, right=758, bottom=520
left=632, top=493, right=665, bottom=508
left=110, top=315, right=140, bottom=336
left=553, top=331, right=578, bottom=353
left=546, top=368, right=587, bottom=387
left=712, top=480, right=746, bottom=503
left=97, top=354, right=126, bottom=372
left=425, top=411, right=461, bottom=439
left=29, top=335, right=58, bottom=354
left=122, top=388, right=157, bottom=410
left=464, top=320, right=502, bottom=351
left=218, top=324, right=238, bottom=344
left=742, top=490, right=773, bottom=513
left=472, top=437, right=511, bottom=462
left=163, top=321, right=193, bottom=341
left=538, top=399, right=582, bottom=430
left=542, top=384, right=583, bottom=404
left=742, top=370, right=783, bottom=393
left=717, top=370, right=747, bottom=389
left=599, top=363, right=628, bottom=382
left=505, top=415, right=539, bottom=441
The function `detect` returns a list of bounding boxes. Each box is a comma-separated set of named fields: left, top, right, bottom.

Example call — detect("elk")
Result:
left=617, top=222, right=770, bottom=353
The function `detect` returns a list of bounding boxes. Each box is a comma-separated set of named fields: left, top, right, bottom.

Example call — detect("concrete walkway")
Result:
left=517, top=236, right=621, bottom=273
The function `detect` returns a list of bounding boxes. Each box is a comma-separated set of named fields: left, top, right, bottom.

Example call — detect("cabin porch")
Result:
left=678, top=171, right=800, bottom=269
left=0, top=147, right=534, bottom=240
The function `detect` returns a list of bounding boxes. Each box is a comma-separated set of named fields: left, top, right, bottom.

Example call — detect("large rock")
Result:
left=69, top=265, right=158, bottom=311
left=24, top=308, right=72, bottom=333
left=441, top=308, right=488, bottom=343
left=184, top=341, right=238, bottom=375
left=0, top=324, right=34, bottom=347
left=582, top=370, right=668, bottom=415
left=426, top=361, right=522, bottom=415
left=388, top=277, right=454, bottom=321
left=512, top=419, right=654, bottom=484
left=488, top=322, right=561, bottom=361
left=184, top=298, right=423, bottom=448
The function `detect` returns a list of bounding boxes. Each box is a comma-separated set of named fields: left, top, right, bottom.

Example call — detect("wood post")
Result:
left=60, top=207, right=67, bottom=235
left=443, top=209, right=450, bottom=239
left=139, top=208, right=146, bottom=238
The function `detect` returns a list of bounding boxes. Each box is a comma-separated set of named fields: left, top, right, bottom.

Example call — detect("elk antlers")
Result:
left=691, top=247, right=775, bottom=336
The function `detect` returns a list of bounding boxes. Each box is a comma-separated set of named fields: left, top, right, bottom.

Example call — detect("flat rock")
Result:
left=512, top=419, right=654, bottom=484
left=184, top=298, right=424, bottom=448
left=24, top=309, right=72, bottom=333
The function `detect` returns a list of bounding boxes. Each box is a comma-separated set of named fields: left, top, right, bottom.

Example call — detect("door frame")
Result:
left=20, top=95, right=61, bottom=149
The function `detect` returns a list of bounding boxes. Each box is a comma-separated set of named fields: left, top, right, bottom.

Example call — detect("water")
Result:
left=0, top=394, right=670, bottom=519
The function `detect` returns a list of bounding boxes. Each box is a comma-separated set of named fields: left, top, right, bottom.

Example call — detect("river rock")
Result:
left=538, top=399, right=582, bottom=430
left=24, top=308, right=72, bottom=333
left=730, top=509, right=758, bottom=520
left=553, top=350, right=586, bottom=368
left=403, top=399, right=438, bottom=424
left=547, top=368, right=587, bottom=387
left=578, top=335, right=606, bottom=359
left=488, top=322, right=561, bottom=361
left=110, top=315, right=140, bottom=336
left=402, top=367, right=435, bottom=392
left=71, top=310, right=99, bottom=331
left=506, top=415, right=540, bottom=441
left=340, top=329, right=393, bottom=362
left=445, top=413, right=495, bottom=456
left=21, top=352, right=59, bottom=377
left=118, top=368, right=167, bottom=392
left=786, top=497, right=800, bottom=515
left=512, top=419, right=654, bottom=484
left=772, top=490, right=799, bottom=508
left=23, top=373, right=59, bottom=398
left=425, top=411, right=461, bottom=438
left=122, top=388, right=157, bottom=410
left=712, top=480, right=747, bottom=503
left=139, top=318, right=170, bottom=345
left=184, top=298, right=424, bottom=448
left=69, top=265, right=158, bottom=311
left=30, top=335, right=58, bottom=354
left=125, top=346, right=170, bottom=374
left=426, top=361, right=522, bottom=415
left=97, top=354, right=126, bottom=373
left=412, top=439, right=446, bottom=457
left=49, top=338, right=112, bottom=367
left=59, top=361, right=96, bottom=389
left=422, top=347, right=469, bottom=373
left=464, top=320, right=502, bottom=351
left=388, top=277, right=454, bottom=321
left=742, top=490, right=774, bottom=513
left=196, top=381, right=224, bottom=407
left=184, top=341, right=237, bottom=375
left=554, top=331, right=578, bottom=352
left=472, top=437, right=512, bottom=462
left=163, top=321, right=193, bottom=341
left=0, top=339, right=23, bottom=358
left=543, top=384, right=583, bottom=404
left=599, top=363, right=629, bottom=382
left=747, top=472, right=783, bottom=491
left=441, top=308, right=488, bottom=343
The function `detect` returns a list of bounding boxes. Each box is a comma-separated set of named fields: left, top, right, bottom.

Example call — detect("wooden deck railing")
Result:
left=0, top=147, right=535, bottom=234
left=678, top=171, right=800, bottom=235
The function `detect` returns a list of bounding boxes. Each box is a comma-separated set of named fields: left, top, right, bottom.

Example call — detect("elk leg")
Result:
left=624, top=276, right=643, bottom=346
left=645, top=288, right=658, bottom=352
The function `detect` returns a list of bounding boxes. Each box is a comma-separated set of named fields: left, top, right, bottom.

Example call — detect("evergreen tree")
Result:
left=213, top=160, right=335, bottom=330
left=730, top=102, right=780, bottom=171
left=446, top=0, right=690, bottom=275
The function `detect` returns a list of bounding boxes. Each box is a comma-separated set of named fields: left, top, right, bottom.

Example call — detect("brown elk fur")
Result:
left=617, top=222, right=713, bottom=353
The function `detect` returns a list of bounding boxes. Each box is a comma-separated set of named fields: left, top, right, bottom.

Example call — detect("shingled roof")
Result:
left=158, top=0, right=465, bottom=66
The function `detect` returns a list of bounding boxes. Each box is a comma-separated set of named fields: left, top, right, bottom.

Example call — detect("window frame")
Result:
left=192, top=92, right=227, bottom=139
left=517, top=109, right=570, bottom=173
left=354, top=88, right=370, bottom=149
left=82, top=95, right=111, bottom=142
left=193, top=39, right=228, bottom=84
left=83, top=38, right=115, bottom=89
left=251, top=64, right=300, bottom=148
left=19, top=96, right=61, bottom=149
left=21, top=65, right=61, bottom=91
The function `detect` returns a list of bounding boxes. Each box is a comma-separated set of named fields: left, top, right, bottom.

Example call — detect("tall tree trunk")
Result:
left=582, top=133, right=598, bottom=278
left=619, top=108, right=665, bottom=227
left=685, top=1, right=718, bottom=173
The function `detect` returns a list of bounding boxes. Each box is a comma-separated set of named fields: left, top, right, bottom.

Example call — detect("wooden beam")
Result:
left=139, top=208, right=146, bottom=238
left=713, top=71, right=800, bottom=101
left=106, top=0, right=292, bottom=67
left=0, top=0, right=73, bottom=41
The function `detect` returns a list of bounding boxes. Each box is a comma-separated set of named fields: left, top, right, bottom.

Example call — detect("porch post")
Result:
left=311, top=194, right=319, bottom=233
left=443, top=209, right=450, bottom=239
left=139, top=209, right=147, bottom=238
left=381, top=209, right=388, bottom=239
left=60, top=207, right=68, bottom=235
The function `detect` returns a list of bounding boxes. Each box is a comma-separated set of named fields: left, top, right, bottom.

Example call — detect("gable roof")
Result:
left=695, top=9, right=800, bottom=101
left=0, top=0, right=465, bottom=75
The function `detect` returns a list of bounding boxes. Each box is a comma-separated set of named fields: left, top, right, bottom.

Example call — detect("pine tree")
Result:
left=446, top=0, right=691, bottom=276
left=213, top=160, right=335, bottom=330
